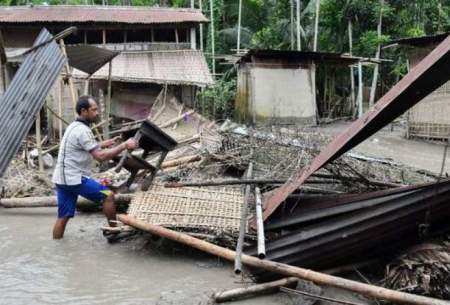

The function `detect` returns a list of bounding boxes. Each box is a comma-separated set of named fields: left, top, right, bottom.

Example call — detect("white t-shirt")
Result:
left=52, top=120, right=99, bottom=185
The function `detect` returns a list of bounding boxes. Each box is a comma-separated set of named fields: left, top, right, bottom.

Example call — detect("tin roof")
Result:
left=238, top=49, right=364, bottom=65
left=0, top=5, right=208, bottom=25
left=0, top=28, right=65, bottom=176
left=72, top=49, right=214, bottom=87
left=388, top=33, right=450, bottom=47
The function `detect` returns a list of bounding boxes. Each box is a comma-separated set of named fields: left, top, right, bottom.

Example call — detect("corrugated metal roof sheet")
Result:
left=250, top=180, right=450, bottom=282
left=65, top=45, right=119, bottom=75
left=72, top=50, right=214, bottom=87
left=0, top=5, right=208, bottom=25
left=0, top=28, right=65, bottom=176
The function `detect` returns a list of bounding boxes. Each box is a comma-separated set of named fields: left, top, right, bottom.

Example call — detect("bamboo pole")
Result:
left=35, top=110, right=44, bottom=172
left=58, top=78, right=63, bottom=139
left=59, top=40, right=77, bottom=116
left=357, top=62, right=363, bottom=118
left=214, top=277, right=298, bottom=303
left=158, top=110, right=194, bottom=128
left=160, top=155, right=201, bottom=168
left=235, top=161, right=253, bottom=274
left=255, top=187, right=265, bottom=259
left=0, top=194, right=133, bottom=208
left=105, top=62, right=112, bottom=140
left=117, top=214, right=450, bottom=305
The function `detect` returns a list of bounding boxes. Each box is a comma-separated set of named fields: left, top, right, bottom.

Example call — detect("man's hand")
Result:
left=124, top=138, right=138, bottom=150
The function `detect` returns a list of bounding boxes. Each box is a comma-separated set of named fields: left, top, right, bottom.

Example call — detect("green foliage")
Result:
left=197, top=67, right=236, bottom=119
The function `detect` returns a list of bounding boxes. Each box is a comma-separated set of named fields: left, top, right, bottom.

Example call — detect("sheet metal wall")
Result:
left=0, top=28, right=65, bottom=177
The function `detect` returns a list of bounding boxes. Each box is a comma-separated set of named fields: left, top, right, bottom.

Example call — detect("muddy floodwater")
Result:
left=0, top=207, right=290, bottom=305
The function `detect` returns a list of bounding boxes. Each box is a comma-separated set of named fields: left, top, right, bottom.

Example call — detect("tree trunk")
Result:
left=369, top=0, right=384, bottom=107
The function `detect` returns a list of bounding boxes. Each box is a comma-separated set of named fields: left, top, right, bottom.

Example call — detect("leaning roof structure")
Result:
left=0, top=5, right=208, bottom=25
left=72, top=49, right=214, bottom=87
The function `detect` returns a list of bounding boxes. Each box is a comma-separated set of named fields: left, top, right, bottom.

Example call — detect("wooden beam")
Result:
left=117, top=215, right=450, bottom=305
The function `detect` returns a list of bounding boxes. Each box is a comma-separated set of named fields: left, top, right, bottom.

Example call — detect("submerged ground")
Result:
left=1, top=122, right=448, bottom=305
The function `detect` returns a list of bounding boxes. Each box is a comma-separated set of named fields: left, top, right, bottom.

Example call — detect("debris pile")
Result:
left=384, top=240, right=450, bottom=299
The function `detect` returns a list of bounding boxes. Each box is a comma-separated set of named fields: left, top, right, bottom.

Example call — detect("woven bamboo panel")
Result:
left=127, top=185, right=244, bottom=235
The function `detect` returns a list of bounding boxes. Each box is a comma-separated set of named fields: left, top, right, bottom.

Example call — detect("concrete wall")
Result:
left=237, top=64, right=316, bottom=125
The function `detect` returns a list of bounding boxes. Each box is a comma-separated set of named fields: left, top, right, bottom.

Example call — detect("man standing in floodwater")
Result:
left=52, top=95, right=137, bottom=239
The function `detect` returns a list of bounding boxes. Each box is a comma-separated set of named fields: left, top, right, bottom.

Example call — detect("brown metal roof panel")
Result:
left=0, top=5, right=208, bottom=24
left=0, top=28, right=65, bottom=176
left=262, top=33, right=450, bottom=221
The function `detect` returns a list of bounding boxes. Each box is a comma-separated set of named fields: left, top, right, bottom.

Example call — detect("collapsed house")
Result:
left=0, top=5, right=213, bottom=135
left=389, top=32, right=450, bottom=140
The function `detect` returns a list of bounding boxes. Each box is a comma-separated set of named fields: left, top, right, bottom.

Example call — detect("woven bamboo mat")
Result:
left=127, top=185, right=244, bottom=236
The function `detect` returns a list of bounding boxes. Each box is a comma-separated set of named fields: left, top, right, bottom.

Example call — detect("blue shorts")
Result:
left=55, top=176, right=113, bottom=218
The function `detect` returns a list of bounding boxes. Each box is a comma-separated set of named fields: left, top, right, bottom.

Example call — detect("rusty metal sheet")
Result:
left=262, top=33, right=450, bottom=221
left=249, top=180, right=450, bottom=281
left=0, top=28, right=65, bottom=176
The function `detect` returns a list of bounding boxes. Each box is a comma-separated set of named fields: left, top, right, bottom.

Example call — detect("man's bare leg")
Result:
left=102, top=194, right=116, bottom=227
left=53, top=217, right=70, bottom=239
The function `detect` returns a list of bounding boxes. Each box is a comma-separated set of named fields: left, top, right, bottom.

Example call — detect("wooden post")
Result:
left=214, top=277, right=298, bottom=303
left=102, top=29, right=106, bottom=46
left=190, top=27, right=196, bottom=49
left=35, top=110, right=44, bottom=172
left=255, top=187, right=265, bottom=259
left=209, top=0, right=216, bottom=75
left=313, top=0, right=320, bottom=51
left=117, top=215, right=450, bottom=305
left=124, top=30, right=127, bottom=43
left=235, top=161, right=253, bottom=274
left=105, top=62, right=112, bottom=140
left=59, top=39, right=77, bottom=116
left=175, top=29, right=179, bottom=43
left=84, top=30, right=88, bottom=44
left=151, top=28, right=154, bottom=42
left=357, top=62, right=363, bottom=118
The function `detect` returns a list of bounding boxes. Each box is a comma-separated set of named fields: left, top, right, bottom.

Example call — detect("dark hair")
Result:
left=76, top=95, right=95, bottom=115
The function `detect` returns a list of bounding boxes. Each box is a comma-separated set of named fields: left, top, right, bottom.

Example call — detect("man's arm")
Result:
left=99, top=136, right=121, bottom=149
left=91, top=138, right=137, bottom=162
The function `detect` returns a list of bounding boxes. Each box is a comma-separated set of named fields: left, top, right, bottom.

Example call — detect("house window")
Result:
left=86, top=30, right=103, bottom=44
left=107, top=30, right=125, bottom=43
left=153, top=28, right=176, bottom=42
left=127, top=29, right=151, bottom=42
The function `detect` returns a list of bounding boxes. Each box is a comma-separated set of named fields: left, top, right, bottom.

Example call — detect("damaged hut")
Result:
left=390, top=33, right=450, bottom=140
left=0, top=5, right=213, bottom=134
left=234, top=49, right=364, bottom=125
